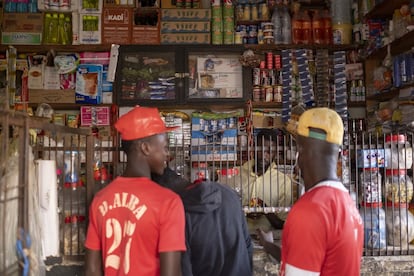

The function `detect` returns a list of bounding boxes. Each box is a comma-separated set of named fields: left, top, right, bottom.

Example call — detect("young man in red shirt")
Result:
left=258, top=107, right=363, bottom=276
left=84, top=106, right=186, bottom=276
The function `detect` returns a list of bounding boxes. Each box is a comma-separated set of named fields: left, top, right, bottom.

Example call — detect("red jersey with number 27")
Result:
left=85, top=177, right=186, bottom=276
left=280, top=181, right=363, bottom=276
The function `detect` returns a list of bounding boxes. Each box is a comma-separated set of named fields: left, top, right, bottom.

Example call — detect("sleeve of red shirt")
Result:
left=283, top=203, right=327, bottom=273
left=158, top=194, right=186, bottom=252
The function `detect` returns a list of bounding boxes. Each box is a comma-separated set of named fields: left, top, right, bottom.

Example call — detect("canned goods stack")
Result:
left=223, top=0, right=234, bottom=44
left=251, top=53, right=283, bottom=103
left=211, top=0, right=223, bottom=44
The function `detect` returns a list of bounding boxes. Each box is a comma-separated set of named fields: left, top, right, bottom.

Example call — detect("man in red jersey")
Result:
left=257, top=107, right=363, bottom=276
left=84, top=106, right=186, bottom=276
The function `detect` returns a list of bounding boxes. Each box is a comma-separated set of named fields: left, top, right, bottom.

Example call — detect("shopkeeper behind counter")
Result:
left=217, top=128, right=295, bottom=233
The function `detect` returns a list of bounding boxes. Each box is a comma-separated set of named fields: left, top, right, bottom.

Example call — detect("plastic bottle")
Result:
left=322, top=9, right=333, bottom=44
left=312, top=10, right=324, bottom=44
left=291, top=3, right=303, bottom=44
left=301, top=10, right=312, bottom=44
left=281, top=5, right=292, bottom=44
left=92, top=128, right=110, bottom=192
left=272, top=5, right=283, bottom=44
left=49, top=13, right=60, bottom=44
left=360, top=202, right=387, bottom=249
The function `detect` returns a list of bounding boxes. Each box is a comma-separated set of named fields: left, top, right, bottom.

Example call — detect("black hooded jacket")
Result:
left=179, top=180, right=253, bottom=276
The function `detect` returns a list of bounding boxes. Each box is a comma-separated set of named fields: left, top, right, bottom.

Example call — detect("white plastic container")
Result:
left=385, top=134, right=413, bottom=169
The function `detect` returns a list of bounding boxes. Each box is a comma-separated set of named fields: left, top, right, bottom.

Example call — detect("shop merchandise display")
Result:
left=385, top=169, right=413, bottom=203
left=360, top=202, right=387, bottom=249
left=385, top=202, right=414, bottom=248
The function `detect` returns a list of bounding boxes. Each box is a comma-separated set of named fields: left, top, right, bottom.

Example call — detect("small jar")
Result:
left=385, top=169, right=413, bottom=203
left=385, top=134, right=413, bottom=169
left=385, top=202, right=414, bottom=247
left=360, top=168, right=382, bottom=203
left=360, top=202, right=386, bottom=249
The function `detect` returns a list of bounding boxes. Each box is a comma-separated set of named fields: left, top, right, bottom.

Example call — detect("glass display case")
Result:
left=115, top=45, right=250, bottom=106
left=186, top=48, right=250, bottom=103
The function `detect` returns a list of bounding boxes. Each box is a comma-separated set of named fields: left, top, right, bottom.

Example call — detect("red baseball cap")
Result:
left=115, top=106, right=179, bottom=140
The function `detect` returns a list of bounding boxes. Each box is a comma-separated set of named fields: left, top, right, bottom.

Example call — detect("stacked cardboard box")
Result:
left=160, top=8, right=211, bottom=44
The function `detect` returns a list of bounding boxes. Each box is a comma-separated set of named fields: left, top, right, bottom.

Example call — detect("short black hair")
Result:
left=256, top=129, right=280, bottom=144
left=121, top=139, right=135, bottom=153
left=151, top=167, right=191, bottom=193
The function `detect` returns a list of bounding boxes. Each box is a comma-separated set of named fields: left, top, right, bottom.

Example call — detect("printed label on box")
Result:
left=357, top=149, right=386, bottom=168
left=80, top=106, right=111, bottom=126
left=75, top=64, right=103, bottom=104
left=160, top=21, right=210, bottom=33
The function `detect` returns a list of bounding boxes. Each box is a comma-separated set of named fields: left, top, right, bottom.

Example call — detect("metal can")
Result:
left=253, top=86, right=261, bottom=102
left=264, top=86, right=273, bottom=102
left=253, top=68, right=261, bottom=86
left=266, top=52, right=273, bottom=69
left=273, top=85, right=282, bottom=102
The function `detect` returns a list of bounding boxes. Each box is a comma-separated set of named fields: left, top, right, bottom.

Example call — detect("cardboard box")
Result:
left=80, top=106, right=111, bottom=126
left=357, top=149, right=386, bottom=168
left=75, top=64, right=103, bottom=104
left=29, top=89, right=75, bottom=103
left=161, top=8, right=211, bottom=21
left=160, top=21, right=210, bottom=33
left=252, top=112, right=283, bottom=129
left=191, top=149, right=237, bottom=162
left=191, top=129, right=238, bottom=146
left=131, top=8, right=160, bottom=44
left=1, top=13, right=43, bottom=45
left=104, top=0, right=135, bottom=7
left=102, top=7, right=132, bottom=44
left=80, top=0, right=103, bottom=13
left=79, top=14, right=102, bottom=44
left=160, top=33, right=210, bottom=44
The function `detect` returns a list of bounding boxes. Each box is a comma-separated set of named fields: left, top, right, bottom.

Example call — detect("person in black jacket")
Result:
left=152, top=167, right=253, bottom=276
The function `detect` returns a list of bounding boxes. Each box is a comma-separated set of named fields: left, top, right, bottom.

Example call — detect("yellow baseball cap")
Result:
left=297, top=107, right=344, bottom=145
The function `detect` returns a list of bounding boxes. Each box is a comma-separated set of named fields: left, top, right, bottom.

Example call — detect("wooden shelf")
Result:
left=348, top=102, right=366, bottom=108
left=29, top=103, right=115, bottom=110
left=244, top=43, right=360, bottom=52
left=366, top=30, right=414, bottom=60
left=364, top=0, right=410, bottom=19
left=0, top=44, right=114, bottom=53
left=251, top=102, right=283, bottom=108
left=0, top=43, right=360, bottom=54
left=366, top=82, right=414, bottom=101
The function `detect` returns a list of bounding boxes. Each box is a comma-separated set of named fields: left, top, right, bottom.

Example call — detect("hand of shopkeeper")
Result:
left=256, top=228, right=281, bottom=262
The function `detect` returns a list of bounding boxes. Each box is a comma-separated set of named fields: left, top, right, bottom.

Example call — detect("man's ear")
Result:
left=138, top=140, right=151, bottom=156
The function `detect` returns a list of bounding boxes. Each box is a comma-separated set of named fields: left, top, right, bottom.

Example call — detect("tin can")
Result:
left=264, top=86, right=273, bottom=102
left=266, top=52, right=273, bottom=69
left=273, top=85, right=282, bottom=102
left=274, top=54, right=282, bottom=70
left=253, top=68, right=261, bottom=85
left=253, top=86, right=261, bottom=102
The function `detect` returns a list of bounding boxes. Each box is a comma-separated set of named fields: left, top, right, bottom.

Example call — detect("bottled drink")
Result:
left=301, top=10, right=312, bottom=44
left=272, top=5, right=283, bottom=44
left=312, top=10, right=324, bottom=44
left=322, top=9, right=333, bottom=44
left=281, top=5, right=292, bottom=44
left=291, top=3, right=303, bottom=44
